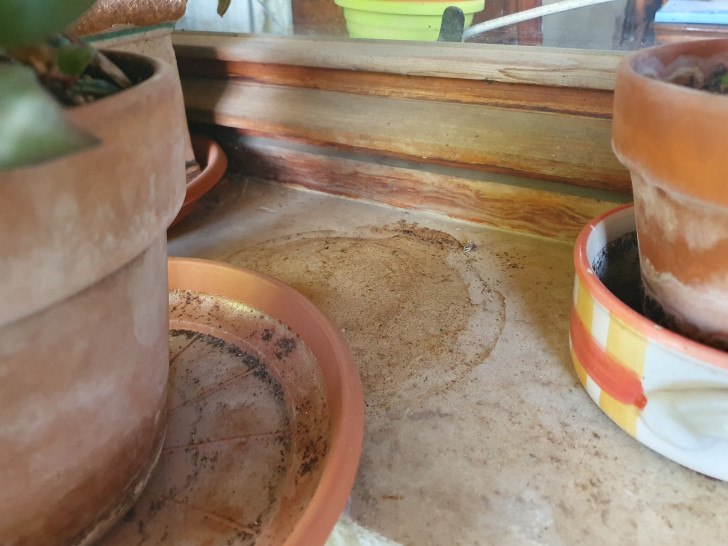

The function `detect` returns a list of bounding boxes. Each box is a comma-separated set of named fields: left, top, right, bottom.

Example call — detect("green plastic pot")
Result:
left=334, top=0, right=485, bottom=41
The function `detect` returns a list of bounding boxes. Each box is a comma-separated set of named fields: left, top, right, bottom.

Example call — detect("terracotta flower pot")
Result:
left=612, top=38, right=728, bottom=351
left=0, top=53, right=186, bottom=545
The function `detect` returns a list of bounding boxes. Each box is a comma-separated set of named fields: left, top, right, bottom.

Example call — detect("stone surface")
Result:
left=168, top=175, right=728, bottom=545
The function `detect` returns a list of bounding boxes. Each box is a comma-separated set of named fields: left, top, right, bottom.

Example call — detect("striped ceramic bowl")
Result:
left=571, top=204, right=728, bottom=480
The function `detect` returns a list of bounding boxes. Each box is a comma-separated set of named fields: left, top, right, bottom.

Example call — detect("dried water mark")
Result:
left=226, top=222, right=506, bottom=413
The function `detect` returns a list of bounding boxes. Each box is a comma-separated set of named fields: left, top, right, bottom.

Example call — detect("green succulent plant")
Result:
left=0, top=0, right=234, bottom=170
left=0, top=0, right=142, bottom=169
left=0, top=1, right=100, bottom=168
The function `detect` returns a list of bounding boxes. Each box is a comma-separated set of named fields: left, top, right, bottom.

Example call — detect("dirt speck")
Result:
left=274, top=337, right=297, bottom=360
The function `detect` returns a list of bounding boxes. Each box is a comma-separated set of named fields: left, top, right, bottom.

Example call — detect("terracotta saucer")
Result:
left=98, top=258, right=365, bottom=545
left=169, top=134, right=228, bottom=228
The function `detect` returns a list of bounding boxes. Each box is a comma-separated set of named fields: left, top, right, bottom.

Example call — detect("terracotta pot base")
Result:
left=75, top=426, right=166, bottom=546
left=632, top=173, right=728, bottom=350
left=0, top=237, right=171, bottom=545
left=642, top=290, right=728, bottom=353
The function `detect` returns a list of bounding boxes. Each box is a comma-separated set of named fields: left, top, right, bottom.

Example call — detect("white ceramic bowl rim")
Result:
left=574, top=203, right=728, bottom=370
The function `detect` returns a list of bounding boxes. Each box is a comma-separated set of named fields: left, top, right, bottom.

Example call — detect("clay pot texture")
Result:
left=0, top=53, right=186, bottom=545
left=612, top=39, right=728, bottom=350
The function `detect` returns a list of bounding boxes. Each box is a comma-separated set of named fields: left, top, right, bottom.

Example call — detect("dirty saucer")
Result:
left=98, top=258, right=364, bottom=545
left=169, top=134, right=227, bottom=228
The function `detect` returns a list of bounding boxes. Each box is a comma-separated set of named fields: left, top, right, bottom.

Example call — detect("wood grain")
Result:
left=176, top=59, right=613, bottom=118
left=181, top=78, right=630, bottom=192
left=172, top=33, right=624, bottom=90
left=211, top=132, right=619, bottom=243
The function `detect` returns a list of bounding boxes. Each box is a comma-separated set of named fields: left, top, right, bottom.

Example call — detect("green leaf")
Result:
left=0, top=64, right=98, bottom=170
left=720, top=73, right=728, bottom=92
left=0, top=0, right=98, bottom=48
left=57, top=43, right=95, bottom=77
left=73, top=77, right=120, bottom=97
left=217, top=0, right=232, bottom=16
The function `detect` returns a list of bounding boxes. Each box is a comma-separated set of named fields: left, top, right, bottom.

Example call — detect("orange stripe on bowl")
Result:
left=570, top=308, right=647, bottom=410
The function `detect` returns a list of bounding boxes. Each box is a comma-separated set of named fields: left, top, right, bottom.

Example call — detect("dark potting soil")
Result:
left=593, top=231, right=728, bottom=352
left=593, top=231, right=676, bottom=326
left=592, top=231, right=680, bottom=336
left=686, top=63, right=728, bottom=95
left=592, top=230, right=643, bottom=314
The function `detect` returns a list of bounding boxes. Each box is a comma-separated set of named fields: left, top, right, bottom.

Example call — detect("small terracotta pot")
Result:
left=167, top=258, right=365, bottom=545
left=612, top=38, right=728, bottom=350
left=0, top=52, right=186, bottom=545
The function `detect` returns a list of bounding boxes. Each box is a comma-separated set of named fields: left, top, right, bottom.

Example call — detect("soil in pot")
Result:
left=594, top=230, right=728, bottom=353
left=667, top=62, right=728, bottom=94
left=592, top=230, right=642, bottom=314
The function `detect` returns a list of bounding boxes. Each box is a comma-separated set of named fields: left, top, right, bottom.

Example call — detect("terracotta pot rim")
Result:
left=167, top=258, right=365, bottom=546
left=169, top=134, right=227, bottom=228
left=574, top=204, right=728, bottom=369
left=0, top=50, right=185, bottom=328
left=620, top=38, right=728, bottom=97
left=612, top=38, right=728, bottom=207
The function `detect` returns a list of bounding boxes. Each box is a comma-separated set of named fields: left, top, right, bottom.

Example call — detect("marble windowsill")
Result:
left=167, top=175, right=728, bottom=546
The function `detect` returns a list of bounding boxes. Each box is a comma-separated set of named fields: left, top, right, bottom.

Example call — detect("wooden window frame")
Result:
left=173, top=33, right=630, bottom=241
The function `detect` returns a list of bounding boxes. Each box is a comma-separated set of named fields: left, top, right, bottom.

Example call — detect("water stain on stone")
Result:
left=226, top=222, right=506, bottom=412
